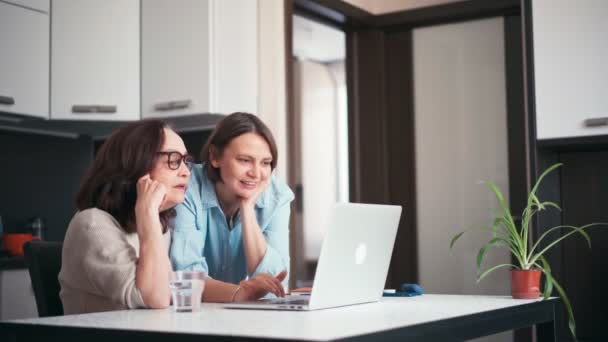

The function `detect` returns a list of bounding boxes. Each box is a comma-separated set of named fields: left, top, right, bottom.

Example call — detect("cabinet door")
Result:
left=0, top=1, right=49, bottom=119
left=51, top=0, right=140, bottom=121
left=558, top=151, right=608, bottom=340
left=210, top=0, right=258, bottom=115
left=141, top=0, right=211, bottom=119
left=0, top=269, right=38, bottom=320
left=533, top=0, right=608, bottom=139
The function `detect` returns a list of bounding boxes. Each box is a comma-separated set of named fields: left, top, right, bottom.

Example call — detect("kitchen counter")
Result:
left=0, top=295, right=562, bottom=341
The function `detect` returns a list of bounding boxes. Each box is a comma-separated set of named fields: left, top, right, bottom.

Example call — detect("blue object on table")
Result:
left=383, top=283, right=424, bottom=297
left=400, top=283, right=424, bottom=296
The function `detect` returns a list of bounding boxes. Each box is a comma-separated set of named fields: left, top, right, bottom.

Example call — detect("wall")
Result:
left=0, top=126, right=214, bottom=242
left=413, top=17, right=511, bottom=342
left=293, top=15, right=345, bottom=62
left=295, top=60, right=339, bottom=261
left=292, top=15, right=348, bottom=273
left=326, top=62, right=349, bottom=204
left=0, top=131, right=92, bottom=241
left=257, top=0, right=288, bottom=182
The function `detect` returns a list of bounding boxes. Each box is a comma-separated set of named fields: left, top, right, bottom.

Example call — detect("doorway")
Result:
left=290, top=14, right=349, bottom=286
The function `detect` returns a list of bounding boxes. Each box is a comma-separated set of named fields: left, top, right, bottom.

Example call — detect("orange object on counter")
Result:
left=3, top=233, right=35, bottom=256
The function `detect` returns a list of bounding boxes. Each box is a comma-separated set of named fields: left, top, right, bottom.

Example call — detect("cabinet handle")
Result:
left=72, top=105, right=117, bottom=114
left=584, top=117, right=608, bottom=127
left=0, top=95, right=15, bottom=105
left=154, top=99, right=192, bottom=111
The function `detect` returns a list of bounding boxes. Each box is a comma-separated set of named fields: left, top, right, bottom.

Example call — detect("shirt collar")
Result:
left=199, top=164, right=268, bottom=210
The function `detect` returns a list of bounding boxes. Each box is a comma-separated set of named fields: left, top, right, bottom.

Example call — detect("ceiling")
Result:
left=293, top=15, right=346, bottom=63
left=292, top=1, right=467, bottom=63
left=342, top=0, right=466, bottom=15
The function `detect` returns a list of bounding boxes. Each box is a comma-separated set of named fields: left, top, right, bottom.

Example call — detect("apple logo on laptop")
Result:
left=355, top=243, right=367, bottom=265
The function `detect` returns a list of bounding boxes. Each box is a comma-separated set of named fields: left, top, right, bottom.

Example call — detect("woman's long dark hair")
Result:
left=76, top=120, right=175, bottom=234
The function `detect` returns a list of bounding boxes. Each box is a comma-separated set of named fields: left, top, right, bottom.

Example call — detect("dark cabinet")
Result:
left=558, top=151, right=608, bottom=341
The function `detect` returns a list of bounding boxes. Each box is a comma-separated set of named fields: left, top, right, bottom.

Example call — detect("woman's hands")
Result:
left=233, top=270, right=287, bottom=302
left=238, top=176, right=272, bottom=275
left=135, top=174, right=167, bottom=219
left=133, top=174, right=171, bottom=309
left=238, top=177, right=271, bottom=211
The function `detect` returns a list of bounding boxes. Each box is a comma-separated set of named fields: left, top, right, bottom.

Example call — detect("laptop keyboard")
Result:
left=260, top=298, right=309, bottom=305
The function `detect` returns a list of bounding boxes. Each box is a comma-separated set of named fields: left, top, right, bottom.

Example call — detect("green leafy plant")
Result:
left=450, top=163, right=604, bottom=341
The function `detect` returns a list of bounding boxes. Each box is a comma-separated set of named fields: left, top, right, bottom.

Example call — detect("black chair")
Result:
left=23, top=240, right=64, bottom=317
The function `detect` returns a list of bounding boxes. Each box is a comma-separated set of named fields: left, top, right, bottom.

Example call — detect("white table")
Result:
left=0, top=295, right=562, bottom=342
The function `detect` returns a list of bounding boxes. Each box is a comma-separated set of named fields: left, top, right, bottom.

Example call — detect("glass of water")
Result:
left=169, top=271, right=206, bottom=312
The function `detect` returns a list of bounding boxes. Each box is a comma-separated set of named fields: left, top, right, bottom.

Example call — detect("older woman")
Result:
left=59, top=119, right=285, bottom=314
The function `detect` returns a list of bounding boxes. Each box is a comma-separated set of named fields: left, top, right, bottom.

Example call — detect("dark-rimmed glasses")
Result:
left=156, top=151, right=194, bottom=170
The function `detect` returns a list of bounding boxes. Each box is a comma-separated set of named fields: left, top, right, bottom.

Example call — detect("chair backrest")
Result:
left=23, top=240, right=63, bottom=317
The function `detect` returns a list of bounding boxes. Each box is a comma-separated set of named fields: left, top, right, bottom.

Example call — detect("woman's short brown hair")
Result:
left=76, top=120, right=175, bottom=234
left=201, top=112, right=277, bottom=183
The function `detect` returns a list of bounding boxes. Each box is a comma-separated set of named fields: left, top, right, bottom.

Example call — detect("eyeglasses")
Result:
left=156, top=151, right=194, bottom=170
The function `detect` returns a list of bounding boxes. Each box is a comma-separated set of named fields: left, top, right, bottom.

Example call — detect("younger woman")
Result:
left=171, top=113, right=294, bottom=301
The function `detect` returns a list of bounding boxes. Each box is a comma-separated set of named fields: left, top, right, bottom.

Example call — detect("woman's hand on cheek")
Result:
left=135, top=174, right=167, bottom=218
left=239, top=177, right=271, bottom=210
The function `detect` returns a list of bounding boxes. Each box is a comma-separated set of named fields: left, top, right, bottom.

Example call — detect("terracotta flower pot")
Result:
left=511, top=270, right=541, bottom=299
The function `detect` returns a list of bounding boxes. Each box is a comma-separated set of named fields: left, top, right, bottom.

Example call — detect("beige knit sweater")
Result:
left=58, top=208, right=170, bottom=314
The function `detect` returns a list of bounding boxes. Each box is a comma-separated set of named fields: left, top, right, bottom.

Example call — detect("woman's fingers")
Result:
left=256, top=273, right=285, bottom=297
left=261, top=276, right=283, bottom=297
left=135, top=174, right=167, bottom=212
left=243, top=272, right=288, bottom=299
left=138, top=174, right=151, bottom=185
left=277, top=272, right=287, bottom=297
left=276, top=270, right=288, bottom=282
left=137, top=174, right=152, bottom=193
left=252, top=275, right=275, bottom=294
left=272, top=271, right=287, bottom=297
left=150, top=182, right=167, bottom=209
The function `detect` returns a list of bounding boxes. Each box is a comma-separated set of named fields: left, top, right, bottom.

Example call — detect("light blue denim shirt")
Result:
left=170, top=164, right=294, bottom=285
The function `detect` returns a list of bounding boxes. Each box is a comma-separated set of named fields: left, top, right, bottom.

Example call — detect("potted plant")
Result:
left=450, top=163, right=604, bottom=340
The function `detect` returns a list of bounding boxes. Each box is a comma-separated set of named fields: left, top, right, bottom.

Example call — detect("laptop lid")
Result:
left=307, top=203, right=402, bottom=310
left=224, top=202, right=402, bottom=311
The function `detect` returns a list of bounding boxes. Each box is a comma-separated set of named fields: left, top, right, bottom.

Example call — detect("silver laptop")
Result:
left=224, top=202, right=402, bottom=311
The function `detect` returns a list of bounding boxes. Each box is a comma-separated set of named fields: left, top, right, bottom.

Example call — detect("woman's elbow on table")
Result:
left=141, top=291, right=171, bottom=309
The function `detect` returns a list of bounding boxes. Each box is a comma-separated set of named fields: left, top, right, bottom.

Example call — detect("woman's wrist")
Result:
left=239, top=202, right=257, bottom=222
left=231, top=285, right=244, bottom=302
left=135, top=205, right=159, bottom=220
left=135, top=214, right=162, bottom=238
left=239, top=199, right=256, bottom=212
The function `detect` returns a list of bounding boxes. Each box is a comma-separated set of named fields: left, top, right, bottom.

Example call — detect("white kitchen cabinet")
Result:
left=0, top=1, right=49, bottom=119
left=0, top=269, right=38, bottom=320
left=141, top=0, right=211, bottom=119
left=142, top=0, right=258, bottom=119
left=51, top=0, right=140, bottom=121
left=533, top=0, right=608, bottom=140
left=210, top=0, right=258, bottom=115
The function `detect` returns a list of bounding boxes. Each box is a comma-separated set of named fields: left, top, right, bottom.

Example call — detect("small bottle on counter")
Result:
left=30, top=217, right=45, bottom=240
